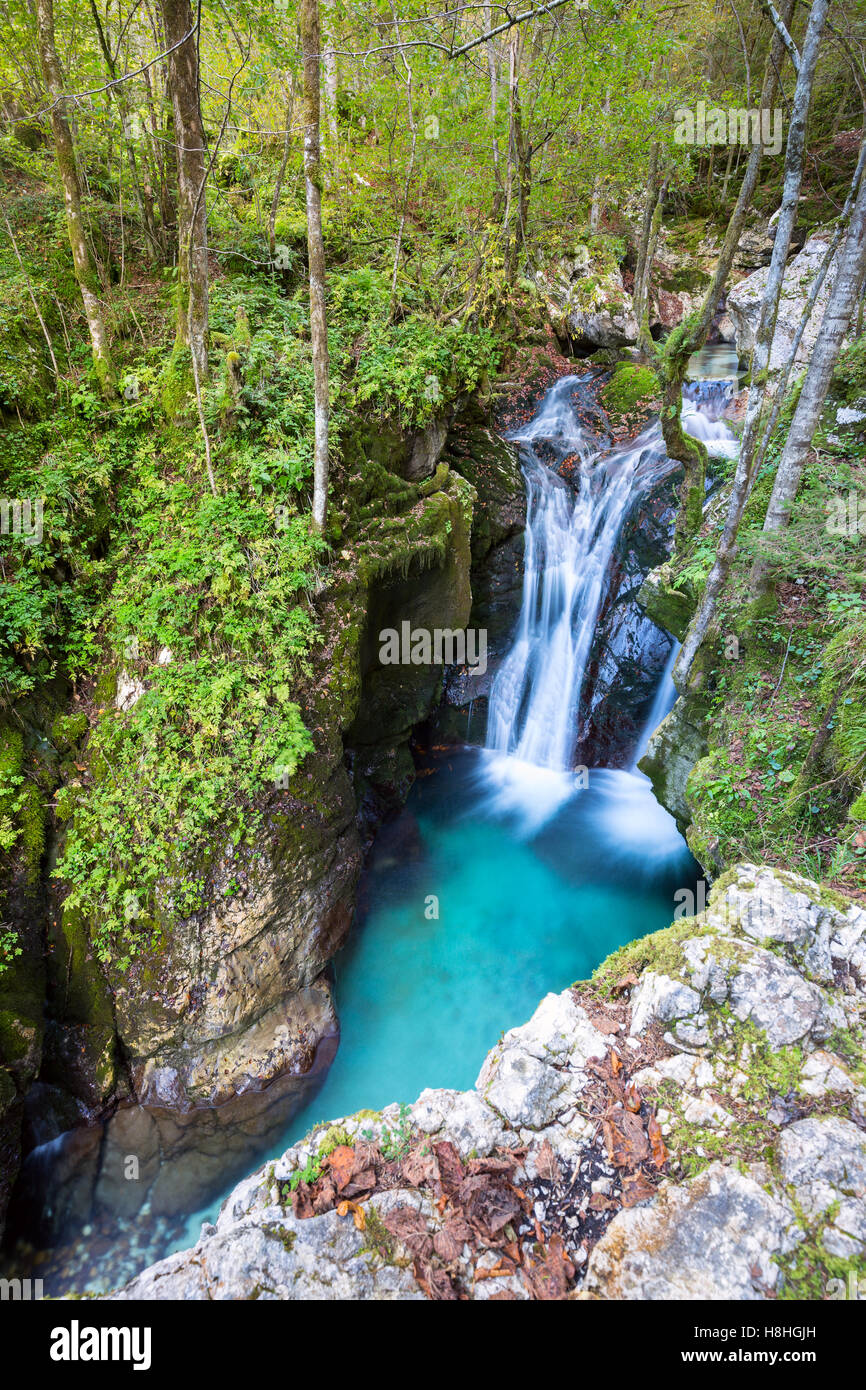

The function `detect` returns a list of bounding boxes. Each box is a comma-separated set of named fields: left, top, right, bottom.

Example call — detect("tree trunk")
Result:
left=634, top=143, right=661, bottom=356
left=750, top=165, right=866, bottom=595
left=503, top=28, right=526, bottom=283
left=589, top=87, right=611, bottom=233
left=160, top=0, right=209, bottom=384
left=673, top=0, right=830, bottom=688
left=486, top=8, right=502, bottom=201
left=87, top=0, right=162, bottom=264
left=269, top=79, right=295, bottom=263
left=659, top=0, right=795, bottom=555
left=322, top=0, right=339, bottom=153
left=300, top=0, right=330, bottom=533
left=35, top=0, right=117, bottom=397
left=784, top=669, right=861, bottom=814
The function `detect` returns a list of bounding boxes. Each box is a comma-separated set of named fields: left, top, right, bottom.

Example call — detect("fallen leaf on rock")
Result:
left=432, top=1140, right=465, bottom=1196
left=588, top=1192, right=617, bottom=1212
left=648, top=1114, right=668, bottom=1168
left=312, top=1177, right=337, bottom=1214
left=341, top=1167, right=377, bottom=1199
left=624, top=1080, right=642, bottom=1113
left=457, top=1173, right=522, bottom=1240
left=400, top=1144, right=437, bottom=1188
left=433, top=1215, right=472, bottom=1262
left=327, top=1145, right=357, bottom=1192
left=383, top=1204, right=434, bottom=1259
left=602, top=1107, right=651, bottom=1168
left=612, top=971, right=639, bottom=995
left=415, top=1263, right=458, bottom=1301
left=291, top=1184, right=315, bottom=1220
left=522, top=1234, right=574, bottom=1300
left=534, top=1138, right=562, bottom=1184
left=475, top=1262, right=513, bottom=1281
left=621, top=1172, right=657, bottom=1207
left=336, top=1198, right=366, bottom=1231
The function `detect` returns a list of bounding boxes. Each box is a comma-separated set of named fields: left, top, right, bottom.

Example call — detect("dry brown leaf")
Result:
left=602, top=1108, right=651, bottom=1169
left=648, top=1113, right=668, bottom=1168
left=521, top=1233, right=574, bottom=1300
left=621, top=1172, right=657, bottom=1207
left=624, top=1080, right=642, bottom=1113
left=432, top=1140, right=465, bottom=1196
left=534, top=1138, right=562, bottom=1184
left=327, top=1145, right=357, bottom=1193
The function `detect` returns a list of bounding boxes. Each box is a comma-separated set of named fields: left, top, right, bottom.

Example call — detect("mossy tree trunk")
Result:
left=300, top=0, right=330, bottom=532
left=673, top=0, right=830, bottom=689
left=35, top=0, right=117, bottom=399
left=749, top=164, right=866, bottom=597
left=503, top=27, right=529, bottom=284
left=160, top=0, right=209, bottom=385
left=652, top=0, right=795, bottom=557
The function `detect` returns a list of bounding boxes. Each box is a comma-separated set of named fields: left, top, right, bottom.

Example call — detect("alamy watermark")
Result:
left=0, top=498, right=42, bottom=545
left=675, top=101, right=783, bottom=156
left=826, top=489, right=866, bottom=536
left=0, top=1276, right=43, bottom=1300
left=379, top=622, right=488, bottom=676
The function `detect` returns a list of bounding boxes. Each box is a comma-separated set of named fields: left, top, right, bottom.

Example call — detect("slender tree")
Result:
left=300, top=0, right=330, bottom=532
left=648, top=0, right=795, bottom=555
left=749, top=164, right=866, bottom=597
left=160, top=0, right=209, bottom=385
left=673, top=0, right=831, bottom=688
left=34, top=0, right=117, bottom=397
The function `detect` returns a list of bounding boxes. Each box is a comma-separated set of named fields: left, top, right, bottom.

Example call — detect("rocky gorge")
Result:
left=3, top=206, right=865, bottom=1304
left=111, top=864, right=866, bottom=1301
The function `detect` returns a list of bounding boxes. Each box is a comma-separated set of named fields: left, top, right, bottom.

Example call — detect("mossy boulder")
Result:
left=601, top=363, right=660, bottom=425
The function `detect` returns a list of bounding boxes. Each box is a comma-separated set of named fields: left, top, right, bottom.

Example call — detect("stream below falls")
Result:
left=4, top=362, right=740, bottom=1295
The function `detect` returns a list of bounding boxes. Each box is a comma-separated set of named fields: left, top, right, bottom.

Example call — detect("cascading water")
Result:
left=485, top=380, right=639, bottom=771
left=480, top=372, right=735, bottom=840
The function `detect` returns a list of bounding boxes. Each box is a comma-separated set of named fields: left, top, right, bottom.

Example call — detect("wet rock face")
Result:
left=578, top=464, right=681, bottom=769
left=437, top=418, right=527, bottom=741
left=3, top=451, right=478, bottom=1259
left=639, top=697, right=708, bottom=835
left=112, top=864, right=866, bottom=1301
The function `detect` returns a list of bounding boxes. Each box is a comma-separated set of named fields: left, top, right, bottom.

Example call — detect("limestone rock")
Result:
left=582, top=1163, right=800, bottom=1299
left=727, top=233, right=841, bottom=376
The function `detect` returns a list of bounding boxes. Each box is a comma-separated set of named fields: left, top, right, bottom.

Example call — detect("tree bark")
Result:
left=503, top=28, right=528, bottom=283
left=673, top=0, right=830, bottom=688
left=35, top=0, right=117, bottom=397
left=300, top=0, right=330, bottom=532
left=750, top=164, right=866, bottom=594
left=160, top=0, right=209, bottom=384
left=634, top=143, right=662, bottom=357
left=659, top=0, right=795, bottom=555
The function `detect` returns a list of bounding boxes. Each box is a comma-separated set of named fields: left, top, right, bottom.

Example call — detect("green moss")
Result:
left=262, top=1221, right=297, bottom=1254
left=601, top=363, right=659, bottom=418
left=51, top=711, right=89, bottom=752
left=592, top=915, right=705, bottom=991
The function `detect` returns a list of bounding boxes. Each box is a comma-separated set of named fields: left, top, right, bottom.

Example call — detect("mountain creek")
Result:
left=2, top=357, right=733, bottom=1295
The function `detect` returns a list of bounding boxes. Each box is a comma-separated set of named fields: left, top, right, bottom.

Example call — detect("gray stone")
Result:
left=583, top=1163, right=799, bottom=1300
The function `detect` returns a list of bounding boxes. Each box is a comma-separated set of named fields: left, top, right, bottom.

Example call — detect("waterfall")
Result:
left=632, top=640, right=679, bottom=768
left=481, top=372, right=734, bottom=832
